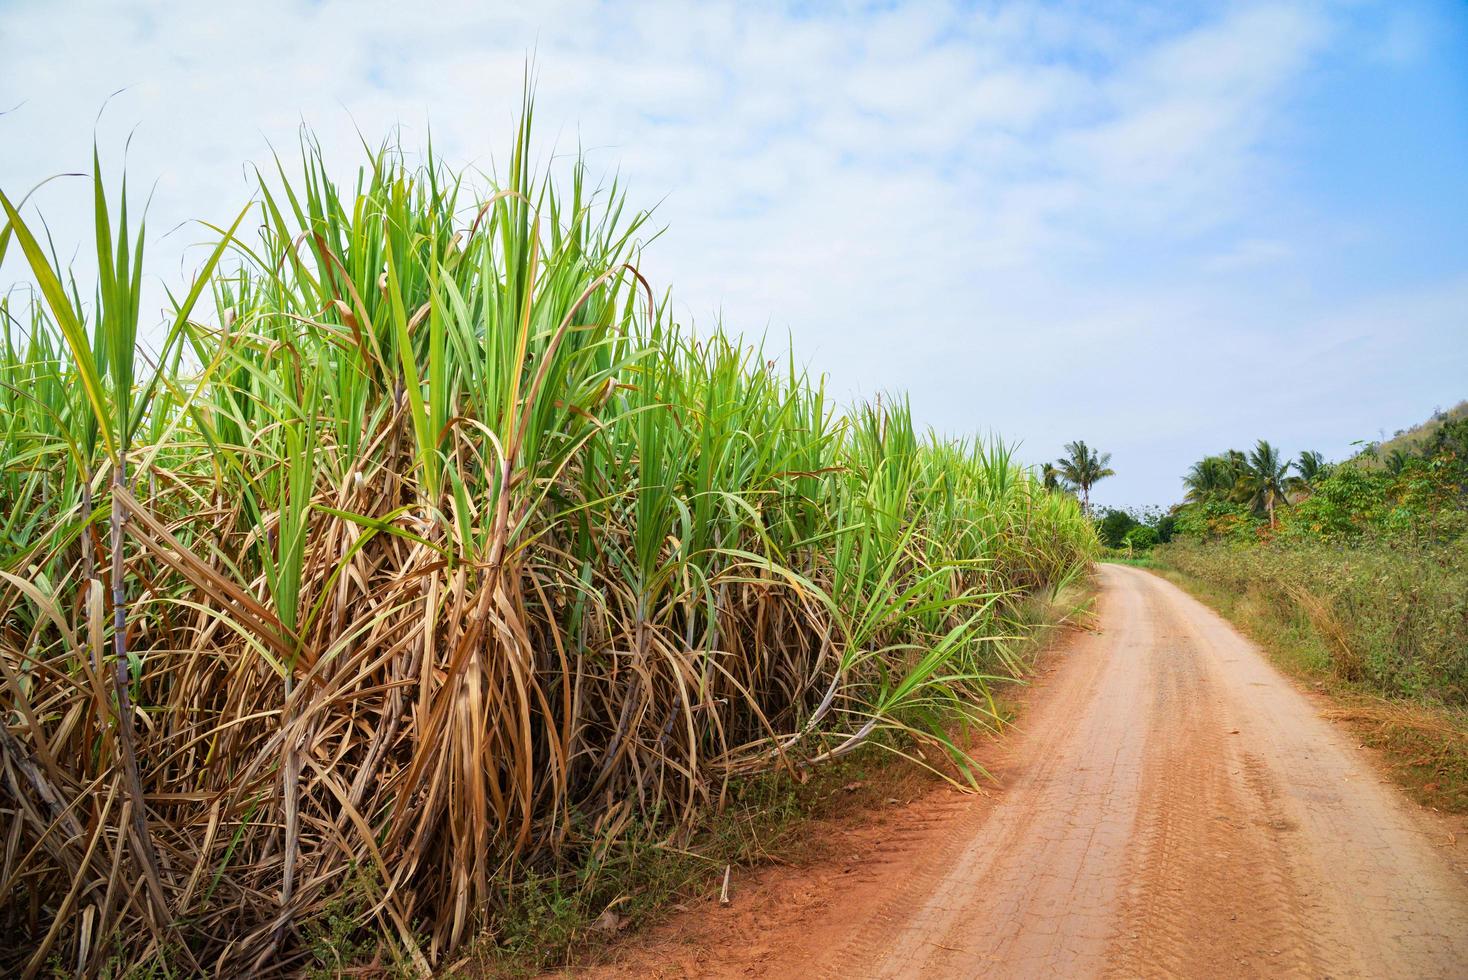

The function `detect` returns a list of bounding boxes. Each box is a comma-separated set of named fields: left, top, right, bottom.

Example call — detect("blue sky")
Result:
left=2, top=0, right=1465, bottom=508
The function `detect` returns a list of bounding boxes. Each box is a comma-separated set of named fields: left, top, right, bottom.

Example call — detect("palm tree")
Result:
left=1040, top=462, right=1071, bottom=493
left=1288, top=450, right=1325, bottom=496
left=1245, top=439, right=1291, bottom=527
left=1183, top=455, right=1237, bottom=502
left=1056, top=440, right=1114, bottom=515
left=1222, top=449, right=1253, bottom=502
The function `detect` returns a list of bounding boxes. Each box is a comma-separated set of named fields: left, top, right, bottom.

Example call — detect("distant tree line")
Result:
left=1040, top=441, right=1173, bottom=554
left=1181, top=440, right=1319, bottom=528
left=1094, top=506, right=1175, bottom=552
left=1173, top=417, right=1468, bottom=544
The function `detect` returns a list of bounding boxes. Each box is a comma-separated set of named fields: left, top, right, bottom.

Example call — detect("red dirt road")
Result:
left=581, top=565, right=1468, bottom=978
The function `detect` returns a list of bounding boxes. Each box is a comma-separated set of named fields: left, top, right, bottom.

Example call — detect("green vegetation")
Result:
left=1094, top=506, right=1175, bottom=556
left=1049, top=440, right=1114, bottom=515
left=0, top=108, right=1097, bottom=975
left=1172, top=422, right=1468, bottom=544
left=1160, top=416, right=1468, bottom=702
left=1150, top=412, right=1468, bottom=811
left=1040, top=442, right=1169, bottom=558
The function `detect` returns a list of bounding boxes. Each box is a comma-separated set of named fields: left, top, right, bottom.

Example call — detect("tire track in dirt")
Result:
left=1104, top=578, right=1324, bottom=978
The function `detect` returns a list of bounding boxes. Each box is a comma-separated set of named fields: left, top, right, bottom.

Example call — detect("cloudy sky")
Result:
left=2, top=0, right=1465, bottom=508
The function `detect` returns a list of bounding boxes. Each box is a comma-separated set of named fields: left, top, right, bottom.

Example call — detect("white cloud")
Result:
left=0, top=0, right=1461, bottom=508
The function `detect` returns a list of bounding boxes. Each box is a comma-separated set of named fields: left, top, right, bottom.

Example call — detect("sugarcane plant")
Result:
left=0, top=105, right=1097, bottom=976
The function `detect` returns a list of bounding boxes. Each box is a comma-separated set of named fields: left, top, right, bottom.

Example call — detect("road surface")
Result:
left=585, top=564, right=1468, bottom=979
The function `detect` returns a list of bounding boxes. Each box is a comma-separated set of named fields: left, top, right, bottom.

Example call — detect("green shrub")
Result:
left=1286, top=465, right=1389, bottom=537
left=1096, top=506, right=1169, bottom=549
left=1173, top=499, right=1260, bottom=542
left=1123, top=525, right=1158, bottom=550
left=1097, top=508, right=1138, bottom=548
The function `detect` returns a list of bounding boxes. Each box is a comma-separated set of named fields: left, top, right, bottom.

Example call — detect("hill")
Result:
left=1359, top=400, right=1468, bottom=467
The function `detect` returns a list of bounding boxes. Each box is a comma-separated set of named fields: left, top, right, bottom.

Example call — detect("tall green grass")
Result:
left=0, top=107, right=1096, bottom=975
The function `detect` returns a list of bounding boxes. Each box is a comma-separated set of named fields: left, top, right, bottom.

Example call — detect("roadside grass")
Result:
left=1146, top=561, right=1468, bottom=814
left=468, top=580, right=1095, bottom=976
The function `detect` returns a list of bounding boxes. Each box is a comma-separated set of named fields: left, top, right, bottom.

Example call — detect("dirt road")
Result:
left=587, top=564, right=1468, bottom=979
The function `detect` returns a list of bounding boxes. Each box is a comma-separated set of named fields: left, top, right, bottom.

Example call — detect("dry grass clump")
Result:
left=0, top=105, right=1096, bottom=975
